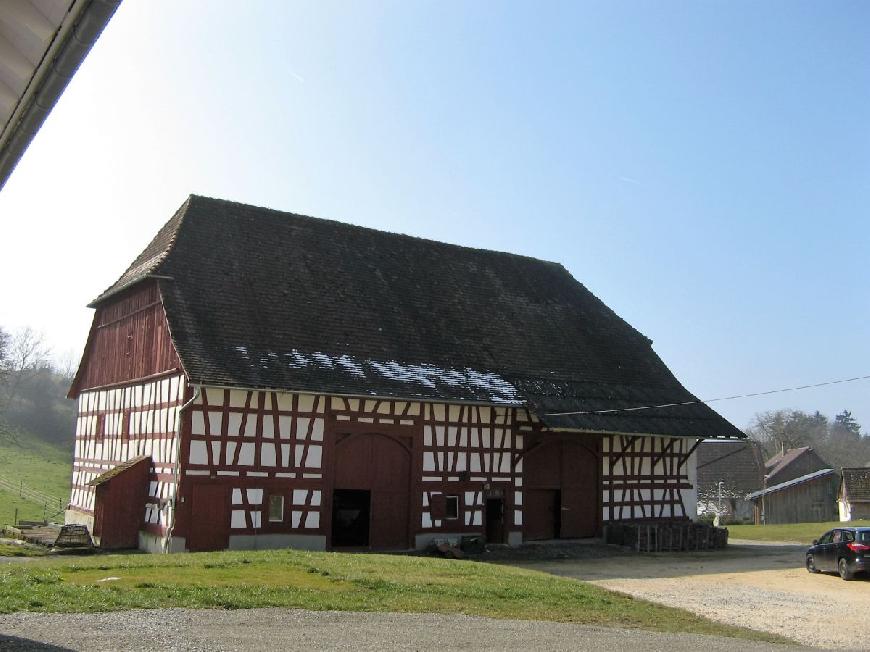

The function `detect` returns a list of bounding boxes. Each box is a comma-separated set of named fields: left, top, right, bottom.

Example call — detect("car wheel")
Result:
left=806, top=555, right=819, bottom=573
left=838, top=558, right=854, bottom=581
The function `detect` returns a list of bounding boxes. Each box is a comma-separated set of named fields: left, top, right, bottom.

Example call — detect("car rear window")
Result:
left=859, top=531, right=870, bottom=544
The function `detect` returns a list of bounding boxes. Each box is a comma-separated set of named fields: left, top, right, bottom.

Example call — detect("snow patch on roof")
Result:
left=230, top=347, right=521, bottom=404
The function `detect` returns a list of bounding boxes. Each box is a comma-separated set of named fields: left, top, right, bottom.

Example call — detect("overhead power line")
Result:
left=544, top=373, right=870, bottom=417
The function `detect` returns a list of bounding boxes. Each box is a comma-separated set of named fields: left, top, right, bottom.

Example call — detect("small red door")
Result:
left=188, top=485, right=229, bottom=552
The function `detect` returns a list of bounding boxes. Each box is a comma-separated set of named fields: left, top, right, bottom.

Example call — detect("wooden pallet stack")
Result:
left=604, top=521, right=728, bottom=552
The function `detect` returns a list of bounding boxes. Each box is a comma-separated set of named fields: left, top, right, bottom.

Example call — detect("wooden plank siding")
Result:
left=70, top=280, right=182, bottom=396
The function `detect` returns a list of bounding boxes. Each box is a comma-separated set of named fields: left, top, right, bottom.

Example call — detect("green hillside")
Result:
left=0, top=426, right=72, bottom=526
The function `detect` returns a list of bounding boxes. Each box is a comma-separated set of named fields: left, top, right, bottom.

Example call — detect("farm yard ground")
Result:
left=514, top=539, right=868, bottom=649
left=0, top=546, right=794, bottom=650
left=0, top=607, right=805, bottom=652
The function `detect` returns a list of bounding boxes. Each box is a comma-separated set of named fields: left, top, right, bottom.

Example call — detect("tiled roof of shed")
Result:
left=764, top=446, right=810, bottom=478
left=92, top=195, right=743, bottom=439
left=841, top=468, right=870, bottom=502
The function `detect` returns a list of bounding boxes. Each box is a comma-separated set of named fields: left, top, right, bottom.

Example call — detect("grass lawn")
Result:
left=0, top=431, right=72, bottom=526
left=0, top=548, right=790, bottom=644
left=728, top=520, right=870, bottom=544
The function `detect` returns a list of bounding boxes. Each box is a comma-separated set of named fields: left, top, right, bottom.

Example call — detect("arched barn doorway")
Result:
left=523, top=437, right=600, bottom=540
left=331, top=432, right=411, bottom=550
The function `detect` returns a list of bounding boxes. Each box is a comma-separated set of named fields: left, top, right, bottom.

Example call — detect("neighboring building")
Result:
left=696, top=440, right=763, bottom=523
left=764, top=446, right=830, bottom=486
left=65, top=195, right=744, bottom=552
left=838, top=468, right=870, bottom=522
left=748, top=469, right=838, bottom=525
left=0, top=0, right=120, bottom=190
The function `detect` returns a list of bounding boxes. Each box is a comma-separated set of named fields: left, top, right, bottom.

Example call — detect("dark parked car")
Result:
left=806, top=527, right=870, bottom=580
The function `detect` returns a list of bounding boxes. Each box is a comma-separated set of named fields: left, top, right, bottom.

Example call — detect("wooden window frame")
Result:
left=267, top=493, right=285, bottom=523
left=445, top=495, right=460, bottom=520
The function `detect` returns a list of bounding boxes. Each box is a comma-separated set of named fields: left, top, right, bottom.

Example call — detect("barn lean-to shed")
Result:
left=65, top=195, right=744, bottom=552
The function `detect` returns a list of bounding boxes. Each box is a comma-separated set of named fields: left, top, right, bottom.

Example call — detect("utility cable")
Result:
left=544, top=373, right=870, bottom=417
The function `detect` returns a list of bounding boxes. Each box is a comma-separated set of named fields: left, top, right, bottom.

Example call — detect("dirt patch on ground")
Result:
left=514, top=540, right=868, bottom=649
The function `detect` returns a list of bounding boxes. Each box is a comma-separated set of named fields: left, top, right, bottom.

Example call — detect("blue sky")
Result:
left=1, top=1, right=867, bottom=431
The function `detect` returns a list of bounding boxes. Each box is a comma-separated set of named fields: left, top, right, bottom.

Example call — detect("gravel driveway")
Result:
left=515, top=540, right=867, bottom=649
left=0, top=608, right=804, bottom=652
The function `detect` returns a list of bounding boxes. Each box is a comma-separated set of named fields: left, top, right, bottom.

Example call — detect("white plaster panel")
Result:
left=306, top=512, right=320, bottom=529
left=247, top=488, right=263, bottom=504
left=311, top=419, right=324, bottom=442
left=423, top=452, right=435, bottom=472
left=311, top=491, right=321, bottom=506
left=307, top=445, right=322, bottom=468
left=225, top=441, right=237, bottom=464
left=514, top=511, right=522, bottom=526
left=422, top=512, right=432, bottom=528
left=261, top=443, right=276, bottom=467
left=250, top=511, right=262, bottom=528
left=278, top=415, right=292, bottom=439
left=227, top=413, right=242, bottom=437
left=231, top=510, right=246, bottom=528
left=189, top=440, right=208, bottom=465
left=239, top=443, right=255, bottom=466
left=261, top=414, right=274, bottom=438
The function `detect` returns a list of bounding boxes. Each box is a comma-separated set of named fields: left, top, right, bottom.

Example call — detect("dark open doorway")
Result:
left=485, top=497, right=504, bottom=544
left=331, top=489, right=370, bottom=547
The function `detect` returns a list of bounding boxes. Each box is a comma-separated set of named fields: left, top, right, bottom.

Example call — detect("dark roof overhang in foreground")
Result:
left=89, top=194, right=745, bottom=440
left=0, top=0, right=120, bottom=191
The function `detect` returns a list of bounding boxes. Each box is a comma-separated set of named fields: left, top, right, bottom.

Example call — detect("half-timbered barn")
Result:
left=66, top=195, right=744, bottom=552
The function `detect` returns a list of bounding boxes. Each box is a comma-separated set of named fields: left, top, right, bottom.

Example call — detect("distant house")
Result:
left=748, top=469, right=838, bottom=525
left=696, top=440, right=763, bottom=523
left=839, top=468, right=870, bottom=522
left=764, top=446, right=830, bottom=486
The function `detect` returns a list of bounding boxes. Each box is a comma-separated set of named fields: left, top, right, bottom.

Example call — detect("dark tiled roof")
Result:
left=93, top=195, right=743, bottom=439
left=841, top=468, right=870, bottom=502
left=764, top=446, right=809, bottom=476
left=696, top=440, right=763, bottom=494
left=764, top=446, right=830, bottom=484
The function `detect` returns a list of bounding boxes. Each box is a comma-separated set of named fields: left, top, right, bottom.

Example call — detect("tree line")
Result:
left=0, top=325, right=76, bottom=446
left=747, top=408, right=868, bottom=470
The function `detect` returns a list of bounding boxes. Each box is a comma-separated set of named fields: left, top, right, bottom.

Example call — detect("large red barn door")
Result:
left=524, top=437, right=599, bottom=540
left=559, top=442, right=599, bottom=538
left=333, top=433, right=410, bottom=550
left=188, top=484, right=229, bottom=552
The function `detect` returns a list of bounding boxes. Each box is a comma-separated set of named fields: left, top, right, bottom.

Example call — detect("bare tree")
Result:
left=0, top=327, right=51, bottom=410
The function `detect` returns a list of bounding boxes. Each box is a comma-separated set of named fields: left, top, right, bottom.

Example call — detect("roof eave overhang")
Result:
left=0, top=0, right=120, bottom=192
left=544, top=426, right=743, bottom=439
